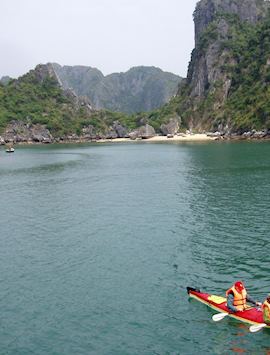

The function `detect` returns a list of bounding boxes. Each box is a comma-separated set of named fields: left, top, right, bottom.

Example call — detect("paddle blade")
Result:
left=249, top=323, right=267, bottom=333
left=212, top=312, right=228, bottom=322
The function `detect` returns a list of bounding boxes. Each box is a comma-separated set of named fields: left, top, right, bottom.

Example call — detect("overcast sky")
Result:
left=0, top=0, right=198, bottom=79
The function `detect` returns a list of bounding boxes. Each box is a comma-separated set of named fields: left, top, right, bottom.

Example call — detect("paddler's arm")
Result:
left=246, top=294, right=262, bottom=307
left=227, top=293, right=238, bottom=313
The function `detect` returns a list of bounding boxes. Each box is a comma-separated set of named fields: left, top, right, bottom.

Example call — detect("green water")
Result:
left=0, top=141, right=270, bottom=354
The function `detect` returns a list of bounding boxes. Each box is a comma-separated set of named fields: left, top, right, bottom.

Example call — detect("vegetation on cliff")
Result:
left=0, top=74, right=86, bottom=136
left=171, top=0, right=270, bottom=132
left=0, top=66, right=180, bottom=138
left=223, top=12, right=270, bottom=130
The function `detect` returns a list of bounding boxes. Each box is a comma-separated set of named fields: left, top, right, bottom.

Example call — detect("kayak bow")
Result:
left=187, top=287, right=269, bottom=328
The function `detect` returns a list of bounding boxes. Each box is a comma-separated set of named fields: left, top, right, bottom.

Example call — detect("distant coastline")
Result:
left=0, top=133, right=216, bottom=146
left=2, top=130, right=270, bottom=147
left=46, top=131, right=270, bottom=144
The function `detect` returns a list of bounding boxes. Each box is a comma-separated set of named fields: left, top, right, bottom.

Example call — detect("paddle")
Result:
left=212, top=312, right=228, bottom=322
left=249, top=323, right=267, bottom=333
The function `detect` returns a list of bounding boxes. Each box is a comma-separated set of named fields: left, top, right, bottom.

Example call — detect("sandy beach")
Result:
left=147, top=134, right=216, bottom=142
left=97, top=133, right=216, bottom=143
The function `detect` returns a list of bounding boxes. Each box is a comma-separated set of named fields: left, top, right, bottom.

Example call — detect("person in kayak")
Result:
left=263, top=294, right=270, bottom=324
left=226, top=281, right=261, bottom=312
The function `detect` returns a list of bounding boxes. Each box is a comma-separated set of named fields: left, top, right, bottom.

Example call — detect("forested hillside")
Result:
left=0, top=64, right=181, bottom=141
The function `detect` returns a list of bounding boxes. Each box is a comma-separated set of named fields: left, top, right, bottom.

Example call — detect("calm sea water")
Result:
left=0, top=141, right=270, bottom=354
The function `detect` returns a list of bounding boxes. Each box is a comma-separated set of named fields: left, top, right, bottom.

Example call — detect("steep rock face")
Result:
left=188, top=0, right=269, bottom=98
left=28, top=63, right=60, bottom=84
left=23, top=64, right=94, bottom=113
left=52, top=64, right=181, bottom=114
left=194, top=0, right=268, bottom=46
left=177, top=0, right=270, bottom=131
left=188, top=19, right=232, bottom=98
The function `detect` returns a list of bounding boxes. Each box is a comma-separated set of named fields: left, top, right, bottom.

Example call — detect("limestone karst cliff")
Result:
left=194, top=0, right=268, bottom=46
left=176, top=0, right=270, bottom=132
left=51, top=64, right=181, bottom=114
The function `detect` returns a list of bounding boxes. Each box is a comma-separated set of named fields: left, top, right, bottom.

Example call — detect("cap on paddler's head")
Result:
left=234, top=281, right=245, bottom=291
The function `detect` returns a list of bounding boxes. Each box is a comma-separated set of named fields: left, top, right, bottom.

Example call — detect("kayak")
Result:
left=187, top=287, right=269, bottom=328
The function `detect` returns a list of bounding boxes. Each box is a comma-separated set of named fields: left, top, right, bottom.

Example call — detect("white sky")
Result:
left=0, top=0, right=198, bottom=79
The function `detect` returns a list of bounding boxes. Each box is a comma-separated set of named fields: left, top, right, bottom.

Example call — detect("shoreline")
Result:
left=96, top=134, right=217, bottom=143
left=3, top=133, right=270, bottom=146
left=0, top=133, right=217, bottom=146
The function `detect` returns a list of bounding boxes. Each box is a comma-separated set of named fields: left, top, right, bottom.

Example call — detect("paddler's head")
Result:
left=234, top=281, right=245, bottom=292
left=266, top=294, right=270, bottom=302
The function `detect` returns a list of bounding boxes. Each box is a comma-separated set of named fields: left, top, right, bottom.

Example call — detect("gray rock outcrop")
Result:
left=129, top=124, right=156, bottom=139
left=112, top=122, right=128, bottom=138
left=2, top=121, right=53, bottom=143
left=139, top=124, right=156, bottom=139
left=160, top=117, right=181, bottom=135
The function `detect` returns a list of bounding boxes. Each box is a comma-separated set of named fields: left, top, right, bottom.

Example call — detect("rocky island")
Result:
left=1, top=0, right=270, bottom=144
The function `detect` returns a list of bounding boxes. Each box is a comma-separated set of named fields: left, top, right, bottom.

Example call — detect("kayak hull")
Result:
left=187, top=287, right=269, bottom=328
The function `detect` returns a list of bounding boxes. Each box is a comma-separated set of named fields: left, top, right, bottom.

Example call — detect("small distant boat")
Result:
left=5, top=143, right=15, bottom=153
left=6, top=147, right=15, bottom=153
